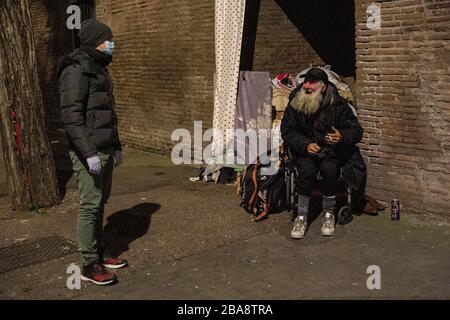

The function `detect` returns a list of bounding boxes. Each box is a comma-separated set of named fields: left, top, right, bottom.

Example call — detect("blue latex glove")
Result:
left=86, top=155, right=101, bottom=175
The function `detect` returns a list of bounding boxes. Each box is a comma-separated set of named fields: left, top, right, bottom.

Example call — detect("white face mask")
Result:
left=103, top=41, right=115, bottom=55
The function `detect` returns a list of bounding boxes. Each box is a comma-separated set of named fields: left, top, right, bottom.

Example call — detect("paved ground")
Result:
left=0, top=148, right=449, bottom=300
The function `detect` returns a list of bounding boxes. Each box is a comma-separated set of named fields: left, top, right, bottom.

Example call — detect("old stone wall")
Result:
left=96, top=0, right=323, bottom=153
left=355, top=0, right=450, bottom=217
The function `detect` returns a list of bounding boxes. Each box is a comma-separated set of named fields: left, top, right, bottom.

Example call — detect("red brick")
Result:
left=29, top=0, right=450, bottom=219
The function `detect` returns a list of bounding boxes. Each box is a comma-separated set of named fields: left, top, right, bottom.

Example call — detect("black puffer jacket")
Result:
left=281, top=83, right=363, bottom=162
left=58, top=49, right=121, bottom=158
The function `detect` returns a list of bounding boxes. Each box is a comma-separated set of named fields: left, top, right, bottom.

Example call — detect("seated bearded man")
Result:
left=281, top=68, right=363, bottom=239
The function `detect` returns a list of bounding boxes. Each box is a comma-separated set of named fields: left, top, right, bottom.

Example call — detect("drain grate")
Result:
left=0, top=235, right=78, bottom=274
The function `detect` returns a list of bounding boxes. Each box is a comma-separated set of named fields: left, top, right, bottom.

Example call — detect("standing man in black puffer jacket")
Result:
left=58, top=19, right=127, bottom=285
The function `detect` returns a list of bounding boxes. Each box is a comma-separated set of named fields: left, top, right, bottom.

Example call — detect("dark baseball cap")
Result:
left=299, top=67, right=329, bottom=83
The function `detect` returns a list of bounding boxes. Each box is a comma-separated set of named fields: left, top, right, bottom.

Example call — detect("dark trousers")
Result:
left=294, top=155, right=341, bottom=197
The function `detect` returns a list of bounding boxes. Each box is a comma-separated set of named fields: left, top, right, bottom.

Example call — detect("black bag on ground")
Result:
left=240, top=161, right=286, bottom=222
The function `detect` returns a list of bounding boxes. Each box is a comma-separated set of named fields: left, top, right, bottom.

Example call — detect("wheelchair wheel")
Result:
left=337, top=206, right=353, bottom=225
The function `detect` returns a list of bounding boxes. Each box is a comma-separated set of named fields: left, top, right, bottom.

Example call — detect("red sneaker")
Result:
left=102, top=257, right=128, bottom=269
left=81, top=263, right=116, bottom=285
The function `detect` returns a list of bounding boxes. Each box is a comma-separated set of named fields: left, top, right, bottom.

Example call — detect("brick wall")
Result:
left=30, top=0, right=450, bottom=218
left=29, top=0, right=72, bottom=130
left=96, top=0, right=323, bottom=153
left=26, top=0, right=331, bottom=156
left=96, top=0, right=215, bottom=153
left=249, top=1, right=324, bottom=75
left=355, top=0, right=450, bottom=218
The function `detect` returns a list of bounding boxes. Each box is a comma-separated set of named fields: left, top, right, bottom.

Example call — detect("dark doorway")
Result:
left=240, top=0, right=261, bottom=71
left=241, top=0, right=356, bottom=76
left=274, top=0, right=356, bottom=76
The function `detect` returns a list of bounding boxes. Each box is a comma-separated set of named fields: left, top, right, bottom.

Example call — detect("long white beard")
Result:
left=291, top=87, right=323, bottom=115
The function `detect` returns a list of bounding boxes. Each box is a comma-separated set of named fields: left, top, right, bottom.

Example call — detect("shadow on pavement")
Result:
left=103, top=203, right=160, bottom=257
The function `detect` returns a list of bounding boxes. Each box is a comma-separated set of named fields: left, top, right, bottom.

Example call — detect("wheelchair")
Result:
left=283, top=148, right=354, bottom=225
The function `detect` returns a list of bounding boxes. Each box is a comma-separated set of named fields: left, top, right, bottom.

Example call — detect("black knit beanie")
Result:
left=79, top=19, right=113, bottom=48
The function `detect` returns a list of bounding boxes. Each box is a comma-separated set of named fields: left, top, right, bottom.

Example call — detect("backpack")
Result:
left=239, top=160, right=287, bottom=222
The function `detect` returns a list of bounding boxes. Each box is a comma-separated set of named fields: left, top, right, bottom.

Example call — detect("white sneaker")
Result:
left=321, top=212, right=335, bottom=236
left=291, top=216, right=307, bottom=239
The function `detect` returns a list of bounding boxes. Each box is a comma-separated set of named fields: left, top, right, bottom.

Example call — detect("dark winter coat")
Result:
left=281, top=83, right=363, bottom=162
left=58, top=49, right=121, bottom=158
left=281, top=83, right=367, bottom=210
